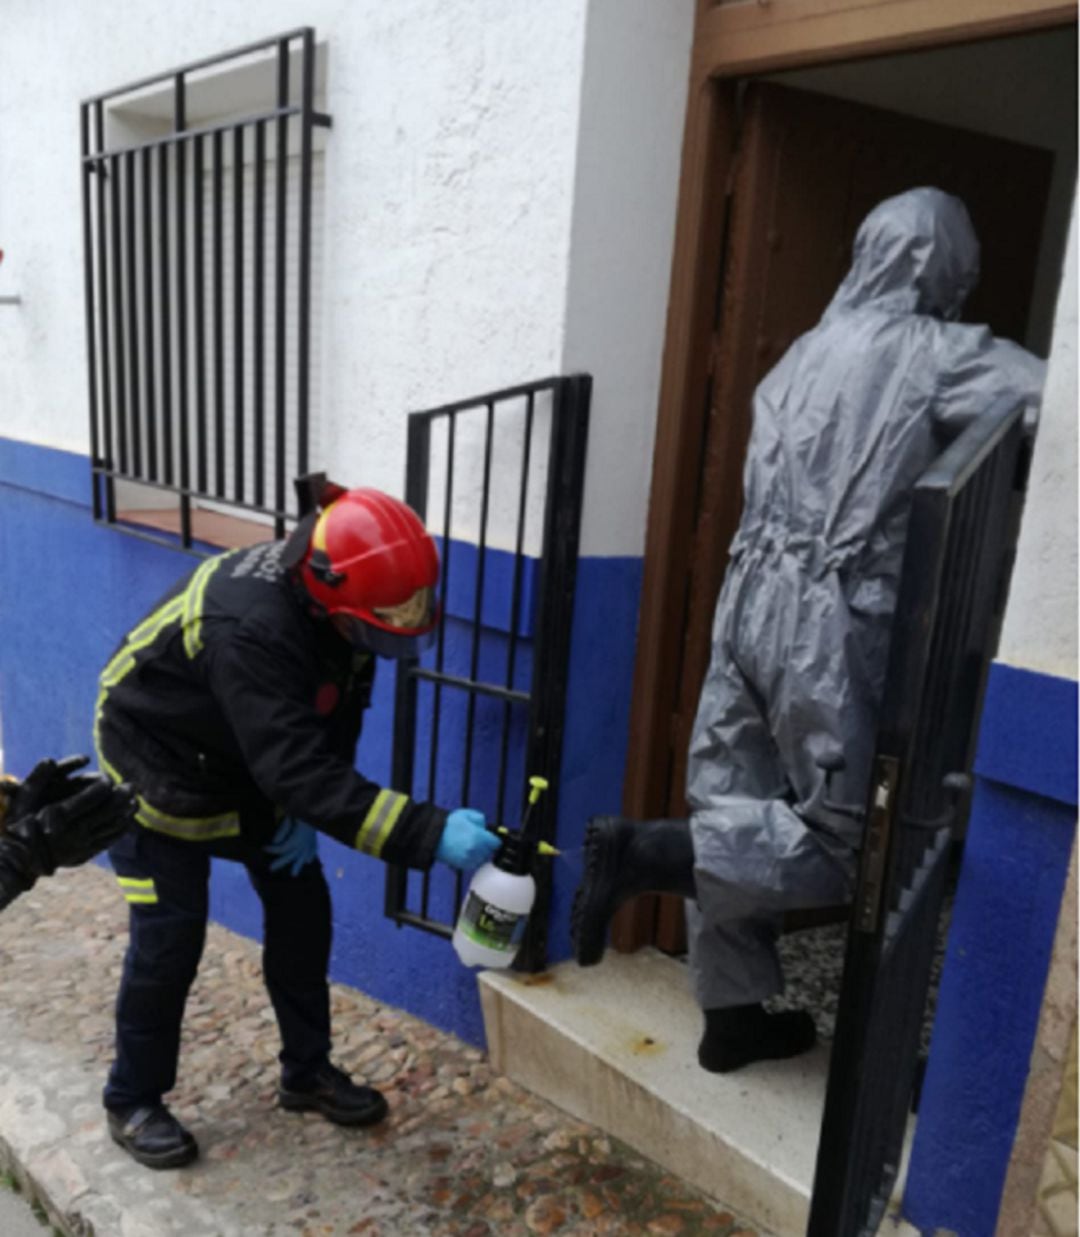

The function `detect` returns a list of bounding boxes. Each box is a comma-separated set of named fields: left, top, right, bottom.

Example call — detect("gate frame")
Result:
left=807, top=398, right=1029, bottom=1235
left=384, top=374, right=592, bottom=974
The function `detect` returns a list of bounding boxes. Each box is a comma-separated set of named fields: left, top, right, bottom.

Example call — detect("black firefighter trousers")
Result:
left=104, top=825, right=332, bottom=1112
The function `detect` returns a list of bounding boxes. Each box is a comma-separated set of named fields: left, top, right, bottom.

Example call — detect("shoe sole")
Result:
left=108, top=1128, right=199, bottom=1170
left=278, top=1090, right=389, bottom=1127
left=570, top=818, right=620, bottom=967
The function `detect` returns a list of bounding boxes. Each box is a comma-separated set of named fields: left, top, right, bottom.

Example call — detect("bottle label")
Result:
left=459, top=892, right=527, bottom=951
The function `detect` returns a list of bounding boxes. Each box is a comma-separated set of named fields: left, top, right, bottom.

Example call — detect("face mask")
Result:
left=338, top=618, right=438, bottom=660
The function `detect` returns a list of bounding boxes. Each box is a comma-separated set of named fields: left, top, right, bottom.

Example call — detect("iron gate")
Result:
left=384, top=375, right=591, bottom=973
left=807, top=397, right=1029, bottom=1236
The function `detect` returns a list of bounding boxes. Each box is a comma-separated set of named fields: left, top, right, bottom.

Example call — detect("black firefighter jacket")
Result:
left=94, top=539, right=446, bottom=866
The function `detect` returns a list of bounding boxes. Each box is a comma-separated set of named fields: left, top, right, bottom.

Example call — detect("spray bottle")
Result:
left=452, top=776, right=554, bottom=969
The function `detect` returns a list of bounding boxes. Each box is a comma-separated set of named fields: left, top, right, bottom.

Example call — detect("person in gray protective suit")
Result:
left=571, top=187, right=1045, bottom=1073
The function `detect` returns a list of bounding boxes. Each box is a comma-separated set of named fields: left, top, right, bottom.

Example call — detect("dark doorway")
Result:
left=618, top=28, right=1074, bottom=954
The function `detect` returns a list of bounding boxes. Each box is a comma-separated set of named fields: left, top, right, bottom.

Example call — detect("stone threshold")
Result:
left=480, top=948, right=915, bottom=1237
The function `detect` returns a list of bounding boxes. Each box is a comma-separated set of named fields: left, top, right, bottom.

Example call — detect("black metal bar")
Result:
left=140, top=147, right=157, bottom=483
left=461, top=402, right=495, bottom=812
left=81, top=106, right=301, bottom=164
left=193, top=135, right=207, bottom=494
left=158, top=142, right=173, bottom=486
left=409, top=377, right=562, bottom=423
left=391, top=909, right=453, bottom=941
left=95, top=103, right=115, bottom=524
left=212, top=128, right=225, bottom=497
left=421, top=871, right=432, bottom=921
left=108, top=152, right=128, bottom=476
left=254, top=120, right=266, bottom=508
left=83, top=28, right=311, bottom=104
left=273, top=38, right=289, bottom=539
left=90, top=463, right=291, bottom=520
left=175, top=75, right=191, bottom=548
left=92, top=515, right=210, bottom=558
left=497, top=392, right=534, bottom=826
left=81, top=104, right=102, bottom=520
left=233, top=124, right=245, bottom=502
left=409, top=667, right=529, bottom=705
left=124, top=150, right=141, bottom=478
left=426, top=413, right=456, bottom=809
left=80, top=106, right=332, bottom=164
left=296, top=27, right=315, bottom=479
left=516, top=375, right=592, bottom=972
left=386, top=411, right=432, bottom=923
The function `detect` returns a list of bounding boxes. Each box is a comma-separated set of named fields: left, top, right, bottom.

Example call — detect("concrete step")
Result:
left=480, top=947, right=913, bottom=1237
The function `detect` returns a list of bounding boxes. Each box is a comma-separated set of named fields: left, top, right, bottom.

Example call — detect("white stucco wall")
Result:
left=999, top=200, right=1079, bottom=682
left=1, top=0, right=694, bottom=560
left=561, top=0, right=695, bottom=557
left=0, top=0, right=588, bottom=517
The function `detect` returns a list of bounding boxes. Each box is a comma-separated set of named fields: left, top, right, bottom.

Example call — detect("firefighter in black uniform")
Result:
left=0, top=756, right=136, bottom=911
left=96, top=479, right=500, bottom=1169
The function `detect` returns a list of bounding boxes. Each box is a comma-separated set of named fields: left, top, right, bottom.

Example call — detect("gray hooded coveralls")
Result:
left=685, top=188, right=1045, bottom=1010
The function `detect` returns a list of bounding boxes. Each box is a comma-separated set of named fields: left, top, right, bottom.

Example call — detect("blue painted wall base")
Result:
left=903, top=663, right=1078, bottom=1237
left=0, top=438, right=641, bottom=1045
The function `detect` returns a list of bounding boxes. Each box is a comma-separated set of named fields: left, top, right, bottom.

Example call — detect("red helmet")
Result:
left=295, top=487, right=440, bottom=659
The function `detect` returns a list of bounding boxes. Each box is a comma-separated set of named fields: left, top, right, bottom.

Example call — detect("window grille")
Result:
left=80, top=29, right=330, bottom=548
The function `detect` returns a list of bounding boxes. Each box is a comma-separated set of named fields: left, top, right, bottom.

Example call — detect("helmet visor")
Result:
left=331, top=587, right=439, bottom=660
left=372, top=586, right=435, bottom=632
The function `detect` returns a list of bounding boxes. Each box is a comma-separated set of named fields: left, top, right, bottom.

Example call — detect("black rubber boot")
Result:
left=278, top=1062, right=389, bottom=1127
left=571, top=816, right=696, bottom=967
left=698, top=1004, right=817, bottom=1073
left=106, top=1103, right=199, bottom=1169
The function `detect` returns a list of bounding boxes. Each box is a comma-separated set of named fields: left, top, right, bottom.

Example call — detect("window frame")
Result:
left=80, top=28, right=331, bottom=550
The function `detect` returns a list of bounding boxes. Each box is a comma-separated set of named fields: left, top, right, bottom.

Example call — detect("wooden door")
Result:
left=643, top=80, right=1053, bottom=954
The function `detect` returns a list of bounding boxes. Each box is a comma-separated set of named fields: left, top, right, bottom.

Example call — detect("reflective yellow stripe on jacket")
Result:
left=182, top=557, right=223, bottom=659
left=94, top=557, right=239, bottom=843
left=133, top=799, right=240, bottom=841
left=354, top=790, right=409, bottom=858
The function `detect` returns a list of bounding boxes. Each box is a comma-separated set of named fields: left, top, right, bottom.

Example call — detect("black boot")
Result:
left=698, top=1004, right=817, bottom=1073
left=106, top=1103, right=198, bottom=1169
left=278, top=1062, right=388, bottom=1127
left=571, top=816, right=695, bottom=967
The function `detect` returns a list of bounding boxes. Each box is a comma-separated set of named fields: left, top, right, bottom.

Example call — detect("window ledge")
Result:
left=116, top=507, right=273, bottom=550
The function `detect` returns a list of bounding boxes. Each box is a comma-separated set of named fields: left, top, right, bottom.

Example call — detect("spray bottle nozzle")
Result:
left=494, top=827, right=559, bottom=857
left=490, top=775, right=558, bottom=871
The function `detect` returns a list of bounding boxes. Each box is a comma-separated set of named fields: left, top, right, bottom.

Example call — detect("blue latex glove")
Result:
left=435, top=808, right=499, bottom=871
left=266, top=817, right=319, bottom=877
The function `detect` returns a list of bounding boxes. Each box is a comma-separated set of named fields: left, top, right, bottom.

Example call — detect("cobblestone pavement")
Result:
left=0, top=865, right=764, bottom=1236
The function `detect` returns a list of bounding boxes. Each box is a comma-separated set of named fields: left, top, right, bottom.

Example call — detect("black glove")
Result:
left=3, top=774, right=137, bottom=879
left=4, top=754, right=93, bottom=822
